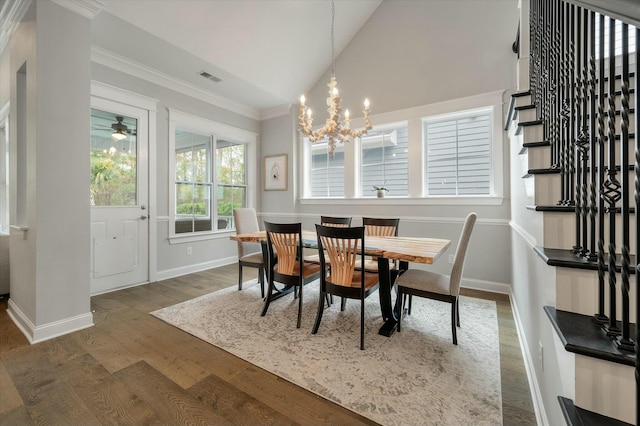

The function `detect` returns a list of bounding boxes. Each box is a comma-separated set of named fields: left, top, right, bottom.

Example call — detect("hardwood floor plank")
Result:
left=114, top=360, right=232, bottom=425
left=2, top=347, right=101, bottom=425
left=187, top=373, right=298, bottom=425
left=56, top=353, right=160, bottom=425
left=0, top=361, right=22, bottom=415
left=0, top=263, right=536, bottom=425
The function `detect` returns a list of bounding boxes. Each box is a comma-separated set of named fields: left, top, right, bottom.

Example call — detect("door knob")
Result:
left=139, top=215, right=148, bottom=220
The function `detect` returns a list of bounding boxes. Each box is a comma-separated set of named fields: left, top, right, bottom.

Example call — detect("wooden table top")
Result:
left=231, top=230, right=450, bottom=265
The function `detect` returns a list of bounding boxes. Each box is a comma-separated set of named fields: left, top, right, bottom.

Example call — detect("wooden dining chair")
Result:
left=396, top=212, right=477, bottom=345
left=358, top=217, right=400, bottom=273
left=312, top=224, right=380, bottom=350
left=261, top=222, right=322, bottom=328
left=304, top=216, right=352, bottom=265
left=233, top=208, right=265, bottom=298
left=320, top=216, right=352, bottom=227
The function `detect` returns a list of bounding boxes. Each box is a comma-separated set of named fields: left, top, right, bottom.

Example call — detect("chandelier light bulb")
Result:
left=297, top=0, right=372, bottom=158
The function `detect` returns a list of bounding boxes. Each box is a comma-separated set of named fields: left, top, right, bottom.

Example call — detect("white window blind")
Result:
left=361, top=122, right=408, bottom=196
left=424, top=110, right=492, bottom=196
left=310, top=140, right=345, bottom=197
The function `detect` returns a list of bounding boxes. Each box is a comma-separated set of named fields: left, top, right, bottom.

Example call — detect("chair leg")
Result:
left=408, top=294, right=413, bottom=315
left=360, top=297, right=365, bottom=350
left=397, top=288, right=403, bottom=332
left=340, top=297, right=346, bottom=311
left=261, top=276, right=275, bottom=317
left=456, top=297, right=460, bottom=327
left=258, top=266, right=265, bottom=298
left=312, top=290, right=326, bottom=334
left=325, top=293, right=331, bottom=307
left=296, top=282, right=303, bottom=328
left=238, top=264, right=243, bottom=290
left=451, top=301, right=458, bottom=345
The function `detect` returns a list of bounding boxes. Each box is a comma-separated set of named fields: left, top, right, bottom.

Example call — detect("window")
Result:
left=309, top=139, right=345, bottom=197
left=299, top=91, right=503, bottom=203
left=169, top=109, right=256, bottom=237
left=175, top=130, right=213, bottom=233
left=216, top=140, right=246, bottom=230
left=360, top=122, right=408, bottom=196
left=423, top=108, right=492, bottom=196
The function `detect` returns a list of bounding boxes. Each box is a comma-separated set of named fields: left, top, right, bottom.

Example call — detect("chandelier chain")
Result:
left=331, top=0, right=335, bottom=76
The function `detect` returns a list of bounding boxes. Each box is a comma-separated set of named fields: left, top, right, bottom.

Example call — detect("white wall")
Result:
left=260, top=0, right=519, bottom=290
left=5, top=1, right=93, bottom=342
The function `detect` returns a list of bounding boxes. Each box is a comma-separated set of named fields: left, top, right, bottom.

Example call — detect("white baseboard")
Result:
left=509, top=291, right=549, bottom=426
left=461, top=277, right=511, bottom=295
left=156, top=255, right=237, bottom=282
left=7, top=299, right=94, bottom=344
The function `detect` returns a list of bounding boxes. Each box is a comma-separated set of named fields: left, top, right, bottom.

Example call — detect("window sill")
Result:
left=168, top=229, right=235, bottom=245
left=299, top=196, right=505, bottom=206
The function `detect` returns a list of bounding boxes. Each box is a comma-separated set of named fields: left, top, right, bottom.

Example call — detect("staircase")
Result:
left=508, top=0, right=637, bottom=424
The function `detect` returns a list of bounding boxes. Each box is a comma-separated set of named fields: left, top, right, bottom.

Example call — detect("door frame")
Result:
left=91, top=81, right=159, bottom=286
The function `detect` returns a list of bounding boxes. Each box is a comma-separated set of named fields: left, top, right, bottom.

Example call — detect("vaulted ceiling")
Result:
left=93, top=0, right=382, bottom=118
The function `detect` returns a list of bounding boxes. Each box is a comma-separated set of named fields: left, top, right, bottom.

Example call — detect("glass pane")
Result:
left=216, top=140, right=246, bottom=185
left=90, top=109, right=137, bottom=206
left=217, top=185, right=246, bottom=229
left=310, top=140, right=344, bottom=197
left=175, top=182, right=212, bottom=234
left=361, top=123, right=408, bottom=196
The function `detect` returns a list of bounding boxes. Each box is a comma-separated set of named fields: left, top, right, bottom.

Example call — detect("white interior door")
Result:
left=90, top=99, right=149, bottom=294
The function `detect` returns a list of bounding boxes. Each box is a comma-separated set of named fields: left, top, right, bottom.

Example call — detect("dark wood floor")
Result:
left=0, top=264, right=537, bottom=425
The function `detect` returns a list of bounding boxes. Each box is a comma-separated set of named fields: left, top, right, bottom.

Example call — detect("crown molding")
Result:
left=261, top=103, right=292, bottom=121
left=91, top=45, right=261, bottom=121
left=0, top=0, right=31, bottom=55
left=50, top=0, right=105, bottom=19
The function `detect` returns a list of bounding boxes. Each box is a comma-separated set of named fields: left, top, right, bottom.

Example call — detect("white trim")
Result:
left=168, top=109, right=258, bottom=142
left=0, top=0, right=31, bottom=55
left=91, top=80, right=158, bottom=112
left=157, top=256, right=237, bottom=282
left=91, top=46, right=260, bottom=120
left=50, top=0, right=104, bottom=19
left=261, top=103, right=292, bottom=121
left=510, top=219, right=538, bottom=247
left=299, top=196, right=506, bottom=206
left=461, top=278, right=511, bottom=295
left=509, top=289, right=549, bottom=426
left=7, top=299, right=93, bottom=344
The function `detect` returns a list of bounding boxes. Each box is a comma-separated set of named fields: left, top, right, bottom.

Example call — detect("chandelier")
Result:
left=298, top=0, right=372, bottom=158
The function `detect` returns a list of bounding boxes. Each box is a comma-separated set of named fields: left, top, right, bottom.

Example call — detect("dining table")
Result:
left=231, top=230, right=451, bottom=336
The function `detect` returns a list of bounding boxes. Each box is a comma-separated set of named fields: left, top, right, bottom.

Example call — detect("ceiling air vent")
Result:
left=198, top=71, right=222, bottom=83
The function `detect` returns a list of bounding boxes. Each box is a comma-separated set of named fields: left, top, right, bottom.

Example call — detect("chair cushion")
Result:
left=396, top=269, right=451, bottom=296
left=328, top=271, right=379, bottom=289
left=277, top=261, right=321, bottom=278
left=240, top=252, right=264, bottom=264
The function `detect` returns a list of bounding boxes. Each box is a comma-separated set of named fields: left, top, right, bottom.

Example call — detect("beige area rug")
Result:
left=151, top=279, right=502, bottom=426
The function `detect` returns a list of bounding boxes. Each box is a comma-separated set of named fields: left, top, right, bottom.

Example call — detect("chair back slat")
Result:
left=363, top=217, right=399, bottom=237
left=269, top=232, right=298, bottom=275
left=320, top=234, right=361, bottom=286
left=320, top=216, right=352, bottom=227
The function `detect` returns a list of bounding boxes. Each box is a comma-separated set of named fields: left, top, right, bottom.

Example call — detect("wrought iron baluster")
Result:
left=618, top=22, right=633, bottom=351
left=604, top=17, right=620, bottom=337
left=587, top=10, right=597, bottom=261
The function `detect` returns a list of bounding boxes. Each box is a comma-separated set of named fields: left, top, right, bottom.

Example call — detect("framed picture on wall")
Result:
left=264, top=154, right=288, bottom=191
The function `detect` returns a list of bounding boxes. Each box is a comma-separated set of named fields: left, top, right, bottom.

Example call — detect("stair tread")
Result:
left=558, top=396, right=633, bottom=426
left=544, top=306, right=636, bottom=366
left=534, top=246, right=636, bottom=274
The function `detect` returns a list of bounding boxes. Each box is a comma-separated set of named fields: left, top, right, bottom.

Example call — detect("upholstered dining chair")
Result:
left=396, top=212, right=477, bottom=345
left=312, top=224, right=380, bottom=350
left=262, top=222, right=322, bottom=328
left=233, top=208, right=265, bottom=298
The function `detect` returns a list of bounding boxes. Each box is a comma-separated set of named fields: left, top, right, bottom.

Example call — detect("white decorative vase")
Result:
left=377, top=189, right=386, bottom=198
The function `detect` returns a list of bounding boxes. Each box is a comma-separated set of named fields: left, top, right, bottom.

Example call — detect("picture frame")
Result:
left=264, top=154, right=288, bottom=191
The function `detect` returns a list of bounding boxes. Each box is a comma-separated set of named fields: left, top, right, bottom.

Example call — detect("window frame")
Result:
left=168, top=109, right=257, bottom=242
left=299, top=90, right=504, bottom=205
